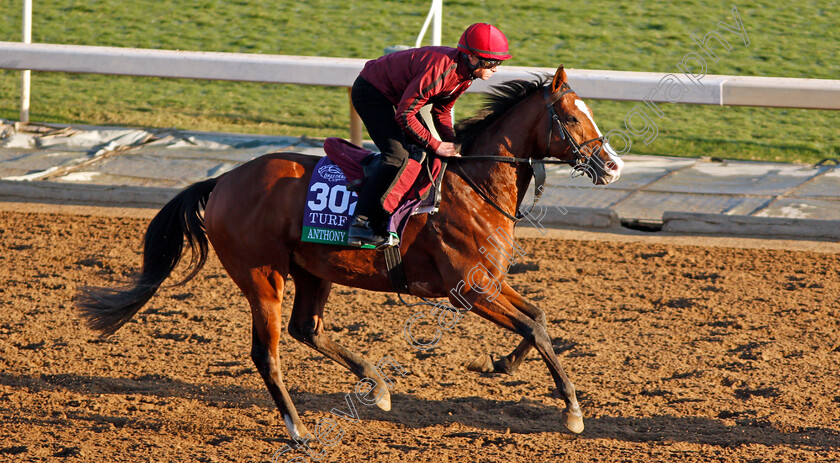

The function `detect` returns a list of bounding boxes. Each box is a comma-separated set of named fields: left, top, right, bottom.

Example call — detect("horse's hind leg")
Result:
left=467, top=282, right=544, bottom=375
left=245, top=271, right=313, bottom=440
left=287, top=268, right=392, bottom=411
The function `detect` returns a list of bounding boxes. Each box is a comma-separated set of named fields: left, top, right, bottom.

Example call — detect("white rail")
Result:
left=2, top=42, right=838, bottom=110
left=2, top=42, right=838, bottom=145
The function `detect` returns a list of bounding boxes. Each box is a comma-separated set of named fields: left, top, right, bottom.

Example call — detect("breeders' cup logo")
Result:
left=318, top=164, right=346, bottom=183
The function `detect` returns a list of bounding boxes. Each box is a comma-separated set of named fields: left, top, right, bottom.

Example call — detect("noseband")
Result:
left=450, top=82, right=608, bottom=223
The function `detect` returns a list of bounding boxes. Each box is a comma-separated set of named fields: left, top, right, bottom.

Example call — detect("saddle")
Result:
left=301, top=138, right=445, bottom=249
left=324, top=137, right=444, bottom=213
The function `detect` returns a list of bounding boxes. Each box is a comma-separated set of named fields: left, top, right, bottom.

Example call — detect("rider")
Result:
left=347, top=23, right=513, bottom=248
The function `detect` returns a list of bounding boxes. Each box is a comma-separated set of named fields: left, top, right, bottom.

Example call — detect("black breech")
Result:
left=349, top=76, right=414, bottom=222
left=350, top=76, right=411, bottom=170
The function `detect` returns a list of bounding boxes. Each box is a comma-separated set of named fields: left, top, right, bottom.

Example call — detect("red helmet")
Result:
left=458, top=23, right=512, bottom=61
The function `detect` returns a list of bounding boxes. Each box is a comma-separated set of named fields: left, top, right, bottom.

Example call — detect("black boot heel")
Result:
left=347, top=216, right=387, bottom=247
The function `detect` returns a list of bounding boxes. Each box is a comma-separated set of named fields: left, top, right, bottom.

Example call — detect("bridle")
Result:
left=545, top=83, right=607, bottom=178
left=449, top=83, right=607, bottom=223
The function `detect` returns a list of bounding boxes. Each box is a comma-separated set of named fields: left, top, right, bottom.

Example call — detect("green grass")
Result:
left=1, top=0, right=838, bottom=163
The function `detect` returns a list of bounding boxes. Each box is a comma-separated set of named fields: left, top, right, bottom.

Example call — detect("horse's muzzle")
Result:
left=595, top=149, right=624, bottom=185
left=576, top=153, right=623, bottom=185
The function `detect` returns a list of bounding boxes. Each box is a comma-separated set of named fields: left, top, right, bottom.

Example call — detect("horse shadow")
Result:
left=4, top=370, right=839, bottom=451
left=352, top=392, right=840, bottom=451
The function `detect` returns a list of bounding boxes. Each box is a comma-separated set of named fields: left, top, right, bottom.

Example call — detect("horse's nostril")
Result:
left=605, top=160, right=616, bottom=171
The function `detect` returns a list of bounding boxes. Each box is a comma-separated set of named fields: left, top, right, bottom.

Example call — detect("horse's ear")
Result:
left=550, top=65, right=567, bottom=93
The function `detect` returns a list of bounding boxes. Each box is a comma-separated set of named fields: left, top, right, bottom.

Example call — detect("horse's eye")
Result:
left=566, top=116, right=579, bottom=124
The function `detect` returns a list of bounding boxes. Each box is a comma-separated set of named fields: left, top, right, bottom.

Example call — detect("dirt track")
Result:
left=1, top=205, right=838, bottom=462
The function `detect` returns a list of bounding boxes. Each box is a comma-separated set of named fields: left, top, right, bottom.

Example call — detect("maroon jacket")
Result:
left=359, top=46, right=474, bottom=152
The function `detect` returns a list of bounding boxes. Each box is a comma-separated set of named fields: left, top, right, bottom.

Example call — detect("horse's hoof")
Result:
left=374, top=386, right=391, bottom=411
left=491, top=358, right=516, bottom=375
left=284, top=415, right=314, bottom=441
left=562, top=408, right=585, bottom=434
left=466, top=354, right=494, bottom=373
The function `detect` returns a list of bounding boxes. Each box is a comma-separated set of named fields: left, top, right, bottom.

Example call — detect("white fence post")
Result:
left=409, top=1, right=444, bottom=138
left=348, top=88, right=363, bottom=146
left=432, top=0, right=441, bottom=46
left=415, top=0, right=442, bottom=48
left=20, top=0, right=32, bottom=123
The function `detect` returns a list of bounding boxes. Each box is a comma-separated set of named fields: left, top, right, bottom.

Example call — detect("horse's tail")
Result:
left=76, top=178, right=218, bottom=336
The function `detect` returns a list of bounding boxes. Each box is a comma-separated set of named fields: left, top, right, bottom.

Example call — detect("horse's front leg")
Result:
left=466, top=282, right=544, bottom=375
left=450, top=286, right=584, bottom=434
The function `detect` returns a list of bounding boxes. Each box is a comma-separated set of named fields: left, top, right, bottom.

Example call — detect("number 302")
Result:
left=307, top=182, right=358, bottom=215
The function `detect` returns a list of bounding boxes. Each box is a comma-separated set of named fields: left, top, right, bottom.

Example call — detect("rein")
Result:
left=448, top=84, right=605, bottom=223
left=450, top=157, right=560, bottom=223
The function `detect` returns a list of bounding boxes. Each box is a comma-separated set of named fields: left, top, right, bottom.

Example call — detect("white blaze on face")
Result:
left=574, top=98, right=602, bottom=136
left=574, top=97, right=623, bottom=181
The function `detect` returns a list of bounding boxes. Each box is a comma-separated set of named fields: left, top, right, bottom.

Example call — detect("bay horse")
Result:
left=76, top=66, right=623, bottom=439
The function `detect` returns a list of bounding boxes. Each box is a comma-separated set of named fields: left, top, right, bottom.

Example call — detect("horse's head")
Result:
left=543, top=66, right=623, bottom=185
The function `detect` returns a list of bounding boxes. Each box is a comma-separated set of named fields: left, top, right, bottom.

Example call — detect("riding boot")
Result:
left=347, top=163, right=400, bottom=247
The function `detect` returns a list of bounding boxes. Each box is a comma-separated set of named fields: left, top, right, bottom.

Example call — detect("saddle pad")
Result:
left=301, top=157, right=358, bottom=246
left=302, top=149, right=443, bottom=248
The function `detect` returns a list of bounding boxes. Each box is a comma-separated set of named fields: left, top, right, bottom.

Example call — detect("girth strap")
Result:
left=383, top=246, right=410, bottom=294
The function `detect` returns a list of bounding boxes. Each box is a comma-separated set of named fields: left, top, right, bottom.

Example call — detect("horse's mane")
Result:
left=455, top=75, right=551, bottom=154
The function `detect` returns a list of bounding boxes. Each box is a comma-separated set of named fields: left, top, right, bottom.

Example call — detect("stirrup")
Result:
left=347, top=217, right=387, bottom=248
left=347, top=234, right=388, bottom=248
left=374, top=233, right=400, bottom=250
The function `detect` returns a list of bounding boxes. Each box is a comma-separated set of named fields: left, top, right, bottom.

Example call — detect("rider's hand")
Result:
left=435, top=142, right=460, bottom=158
